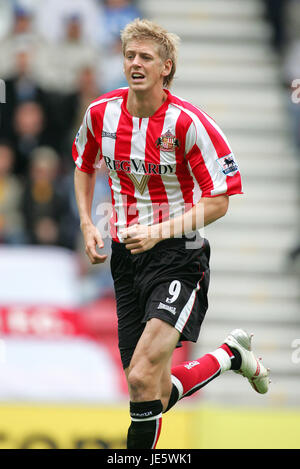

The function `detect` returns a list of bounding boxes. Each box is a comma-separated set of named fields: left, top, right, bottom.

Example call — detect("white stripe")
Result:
left=87, top=94, right=124, bottom=114
left=209, top=348, right=232, bottom=373
left=75, top=112, right=89, bottom=168
left=86, top=108, right=95, bottom=137
left=175, top=278, right=202, bottom=333
left=187, top=160, right=202, bottom=204
left=171, top=374, right=184, bottom=400
left=131, top=412, right=162, bottom=422
left=93, top=148, right=101, bottom=169
left=102, top=99, right=126, bottom=242
left=151, top=417, right=161, bottom=449
left=182, top=368, right=221, bottom=397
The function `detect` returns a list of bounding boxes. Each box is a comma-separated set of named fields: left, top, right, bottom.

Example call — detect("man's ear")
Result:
left=162, top=58, right=172, bottom=78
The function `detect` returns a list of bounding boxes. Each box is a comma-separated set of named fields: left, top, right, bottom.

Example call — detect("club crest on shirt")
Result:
left=156, top=130, right=180, bottom=152
left=217, top=153, right=239, bottom=176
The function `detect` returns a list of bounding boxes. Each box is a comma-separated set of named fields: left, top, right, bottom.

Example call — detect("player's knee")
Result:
left=127, top=367, right=149, bottom=397
left=127, top=358, right=161, bottom=397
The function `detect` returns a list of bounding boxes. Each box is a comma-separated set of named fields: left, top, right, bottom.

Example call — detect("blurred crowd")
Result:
left=0, top=0, right=142, bottom=299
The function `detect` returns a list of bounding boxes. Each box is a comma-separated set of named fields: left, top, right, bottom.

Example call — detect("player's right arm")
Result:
left=72, top=104, right=107, bottom=265
left=74, top=168, right=107, bottom=264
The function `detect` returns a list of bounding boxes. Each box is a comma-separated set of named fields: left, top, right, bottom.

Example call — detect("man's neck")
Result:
left=127, top=88, right=167, bottom=118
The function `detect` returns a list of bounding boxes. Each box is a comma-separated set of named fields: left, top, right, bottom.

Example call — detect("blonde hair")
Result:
left=121, top=18, right=180, bottom=88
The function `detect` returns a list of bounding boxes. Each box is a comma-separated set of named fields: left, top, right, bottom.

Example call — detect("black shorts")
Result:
left=110, top=234, right=210, bottom=369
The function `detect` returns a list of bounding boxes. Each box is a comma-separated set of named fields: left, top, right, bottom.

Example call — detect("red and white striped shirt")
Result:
left=73, top=87, right=242, bottom=242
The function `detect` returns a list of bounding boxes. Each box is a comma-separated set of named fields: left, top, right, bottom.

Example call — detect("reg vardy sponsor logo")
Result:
left=103, top=155, right=175, bottom=175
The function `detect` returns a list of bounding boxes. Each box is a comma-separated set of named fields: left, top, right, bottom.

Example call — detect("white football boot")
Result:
left=224, top=329, right=271, bottom=394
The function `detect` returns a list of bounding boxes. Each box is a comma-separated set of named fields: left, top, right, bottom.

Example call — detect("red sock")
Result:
left=171, top=353, right=221, bottom=399
left=219, top=343, right=235, bottom=359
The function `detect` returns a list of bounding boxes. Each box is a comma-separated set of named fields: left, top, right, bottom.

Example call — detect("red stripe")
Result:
left=254, top=360, right=261, bottom=376
left=145, top=114, right=169, bottom=225
left=220, top=343, right=235, bottom=359
left=152, top=417, right=162, bottom=449
left=185, top=143, right=214, bottom=196
left=90, top=103, right=107, bottom=156
left=72, top=127, right=100, bottom=174
left=114, top=111, right=138, bottom=228
left=225, top=169, right=243, bottom=195
left=175, top=111, right=195, bottom=207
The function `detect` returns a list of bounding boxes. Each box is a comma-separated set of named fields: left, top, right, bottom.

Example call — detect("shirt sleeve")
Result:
left=72, top=107, right=101, bottom=174
left=185, top=113, right=243, bottom=198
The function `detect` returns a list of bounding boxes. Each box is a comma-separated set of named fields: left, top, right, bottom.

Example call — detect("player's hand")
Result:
left=81, top=222, right=108, bottom=264
left=120, top=224, right=161, bottom=254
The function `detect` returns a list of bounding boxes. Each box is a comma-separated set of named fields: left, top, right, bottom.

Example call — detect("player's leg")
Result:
left=124, top=320, right=245, bottom=448
left=164, top=342, right=237, bottom=412
left=124, top=354, right=172, bottom=411
left=159, top=355, right=174, bottom=410
left=164, top=329, right=271, bottom=413
left=125, top=318, right=179, bottom=449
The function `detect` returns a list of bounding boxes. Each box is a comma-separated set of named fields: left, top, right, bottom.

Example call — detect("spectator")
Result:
left=59, top=66, right=103, bottom=165
left=0, top=47, right=47, bottom=140
left=283, top=42, right=300, bottom=151
left=0, top=5, right=39, bottom=78
left=11, top=100, right=51, bottom=176
left=21, top=146, right=76, bottom=249
left=281, top=0, right=300, bottom=152
left=262, top=0, right=288, bottom=54
left=101, top=0, right=142, bottom=47
left=35, top=13, right=100, bottom=94
left=72, top=65, right=103, bottom=128
left=285, top=0, right=300, bottom=44
left=0, top=141, right=25, bottom=244
left=99, top=0, right=142, bottom=92
left=34, top=0, right=104, bottom=46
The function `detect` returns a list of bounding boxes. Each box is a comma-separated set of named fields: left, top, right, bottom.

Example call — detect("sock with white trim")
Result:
left=219, top=343, right=242, bottom=370
left=165, top=347, right=233, bottom=413
left=127, top=400, right=163, bottom=449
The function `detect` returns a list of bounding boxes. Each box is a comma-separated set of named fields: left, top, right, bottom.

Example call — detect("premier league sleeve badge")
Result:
left=217, top=153, right=239, bottom=176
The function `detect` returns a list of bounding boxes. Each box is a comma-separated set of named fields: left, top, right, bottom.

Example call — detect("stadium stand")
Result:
left=142, top=0, right=300, bottom=406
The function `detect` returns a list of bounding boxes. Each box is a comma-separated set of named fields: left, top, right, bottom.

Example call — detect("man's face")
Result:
left=123, top=39, right=171, bottom=92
